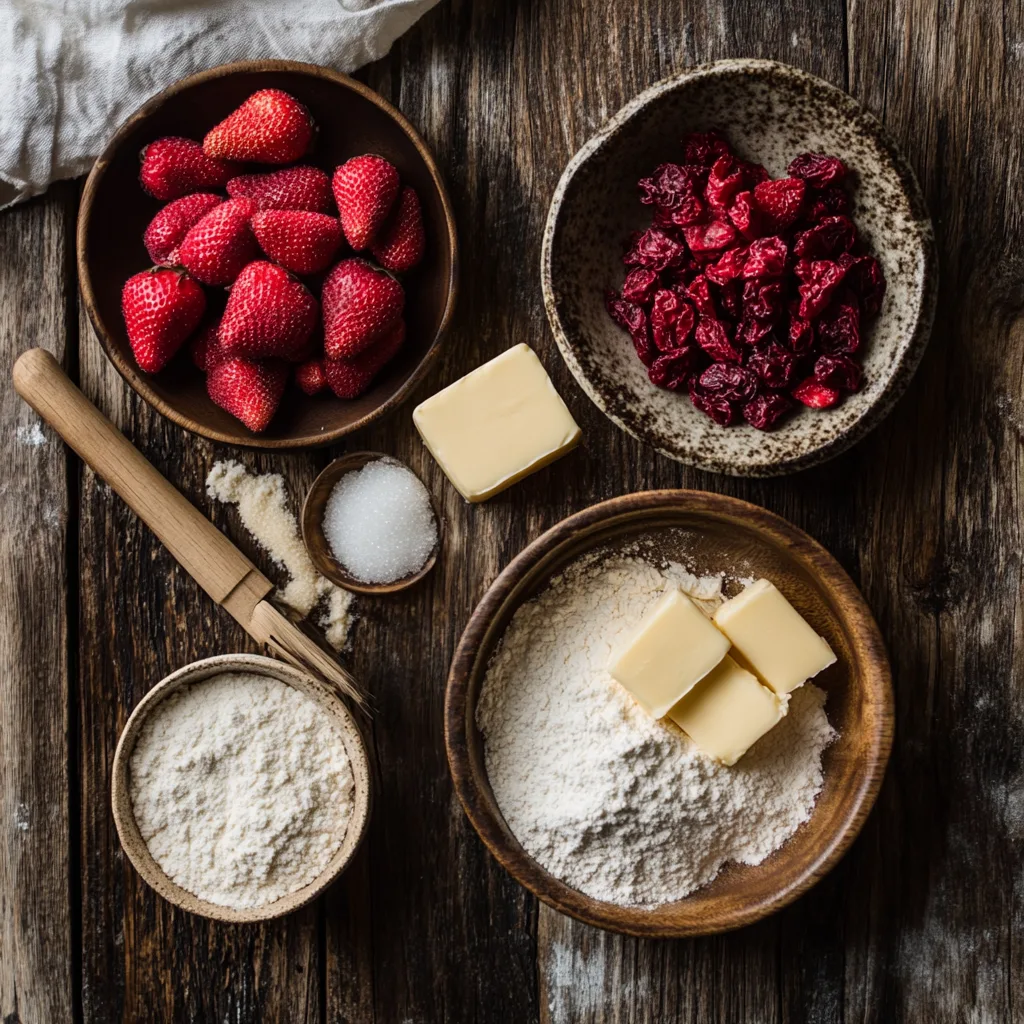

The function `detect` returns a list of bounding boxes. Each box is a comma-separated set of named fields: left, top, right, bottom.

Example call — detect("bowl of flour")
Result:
left=112, top=653, right=372, bottom=922
left=445, top=490, right=893, bottom=937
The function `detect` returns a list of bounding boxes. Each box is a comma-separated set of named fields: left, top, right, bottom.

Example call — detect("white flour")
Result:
left=130, top=671, right=355, bottom=910
left=206, top=460, right=355, bottom=650
left=476, top=552, right=835, bottom=907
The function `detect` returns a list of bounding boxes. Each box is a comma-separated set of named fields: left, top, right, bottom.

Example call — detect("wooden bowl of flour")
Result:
left=445, top=490, right=893, bottom=937
left=111, top=653, right=372, bottom=923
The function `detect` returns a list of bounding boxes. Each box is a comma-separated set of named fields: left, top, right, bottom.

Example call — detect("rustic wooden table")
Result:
left=1, top=1, right=1019, bottom=1021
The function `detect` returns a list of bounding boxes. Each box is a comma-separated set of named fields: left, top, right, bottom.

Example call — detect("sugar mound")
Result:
left=323, top=460, right=438, bottom=584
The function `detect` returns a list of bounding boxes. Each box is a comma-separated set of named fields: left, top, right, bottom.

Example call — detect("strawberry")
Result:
left=294, top=358, right=328, bottom=395
left=143, top=193, right=222, bottom=265
left=189, top=318, right=228, bottom=372
left=121, top=268, right=206, bottom=373
left=178, top=197, right=258, bottom=286
left=251, top=210, right=343, bottom=275
left=226, top=166, right=333, bottom=213
left=204, top=89, right=314, bottom=165
left=139, top=137, right=239, bottom=200
left=207, top=357, right=288, bottom=433
left=332, top=155, right=400, bottom=250
left=321, top=258, right=404, bottom=359
left=324, top=319, right=405, bottom=399
left=370, top=187, right=425, bottom=272
left=218, top=261, right=319, bottom=359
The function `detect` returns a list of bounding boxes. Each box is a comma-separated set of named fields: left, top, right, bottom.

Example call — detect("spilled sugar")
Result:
left=322, top=459, right=438, bottom=584
left=206, top=460, right=355, bottom=650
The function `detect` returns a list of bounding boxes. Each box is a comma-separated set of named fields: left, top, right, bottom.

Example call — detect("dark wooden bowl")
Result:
left=445, top=490, right=893, bottom=937
left=301, top=451, right=440, bottom=594
left=78, top=60, right=458, bottom=449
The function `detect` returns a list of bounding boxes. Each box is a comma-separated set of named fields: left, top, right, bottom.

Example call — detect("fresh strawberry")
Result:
left=294, top=358, right=328, bottom=395
left=204, top=89, right=314, bottom=165
left=321, top=258, right=404, bottom=359
left=144, top=193, right=222, bottom=265
left=207, top=357, right=288, bottom=433
left=178, top=197, right=258, bottom=286
left=332, top=155, right=400, bottom=250
left=139, top=137, right=239, bottom=200
left=251, top=210, right=343, bottom=275
left=370, top=187, right=425, bottom=272
left=218, top=261, right=319, bottom=359
left=226, top=166, right=333, bottom=213
left=324, top=319, right=405, bottom=399
left=121, top=268, right=206, bottom=373
left=189, top=318, right=229, bottom=372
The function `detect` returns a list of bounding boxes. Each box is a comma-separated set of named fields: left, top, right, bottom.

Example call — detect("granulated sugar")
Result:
left=322, top=459, right=437, bottom=584
left=130, top=671, right=354, bottom=910
left=206, top=461, right=355, bottom=649
left=476, top=551, right=835, bottom=907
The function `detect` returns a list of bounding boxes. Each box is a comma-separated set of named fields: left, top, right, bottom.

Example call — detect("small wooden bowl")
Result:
left=301, top=451, right=441, bottom=595
left=78, top=60, right=458, bottom=449
left=111, top=653, right=372, bottom=923
left=445, top=490, right=893, bottom=937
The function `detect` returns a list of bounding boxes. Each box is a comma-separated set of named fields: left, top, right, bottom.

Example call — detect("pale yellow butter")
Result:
left=668, top=655, right=787, bottom=766
left=713, top=579, right=836, bottom=695
left=608, top=588, right=730, bottom=719
left=412, top=344, right=581, bottom=502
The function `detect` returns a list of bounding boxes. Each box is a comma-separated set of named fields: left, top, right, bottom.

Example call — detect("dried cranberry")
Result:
left=682, top=131, right=732, bottom=166
left=814, top=353, right=862, bottom=391
left=793, top=216, right=856, bottom=259
left=705, top=245, right=748, bottom=286
left=649, top=345, right=701, bottom=390
left=739, top=160, right=771, bottom=186
left=621, top=268, right=659, bottom=305
left=684, top=275, right=717, bottom=318
left=795, top=258, right=849, bottom=319
left=742, top=279, right=784, bottom=322
left=787, top=312, right=815, bottom=354
left=623, top=228, right=686, bottom=271
left=699, top=363, right=758, bottom=402
left=841, top=254, right=886, bottom=316
left=742, top=236, right=788, bottom=278
left=638, top=163, right=705, bottom=207
left=717, top=279, right=743, bottom=320
left=788, top=153, right=847, bottom=188
left=792, top=377, right=841, bottom=409
left=695, top=317, right=743, bottom=363
left=753, top=177, right=806, bottom=230
left=749, top=341, right=797, bottom=389
left=606, top=293, right=655, bottom=365
left=688, top=378, right=738, bottom=426
left=705, top=155, right=745, bottom=216
left=743, top=391, right=794, bottom=430
left=650, top=289, right=696, bottom=351
left=683, top=220, right=737, bottom=254
left=727, top=190, right=761, bottom=239
left=816, top=297, right=861, bottom=353
left=737, top=317, right=775, bottom=347
left=802, top=186, right=851, bottom=223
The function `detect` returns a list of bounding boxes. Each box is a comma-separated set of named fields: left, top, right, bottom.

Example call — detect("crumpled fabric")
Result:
left=0, top=0, right=439, bottom=207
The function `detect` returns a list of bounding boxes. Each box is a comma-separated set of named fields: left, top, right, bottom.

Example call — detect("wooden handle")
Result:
left=12, top=348, right=272, bottom=616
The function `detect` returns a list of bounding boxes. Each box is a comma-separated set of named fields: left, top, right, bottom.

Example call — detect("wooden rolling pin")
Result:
left=13, top=347, right=365, bottom=709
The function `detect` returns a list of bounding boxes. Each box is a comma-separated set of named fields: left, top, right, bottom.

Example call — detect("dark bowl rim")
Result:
left=540, top=58, right=938, bottom=477
left=444, top=489, right=894, bottom=936
left=77, top=59, right=459, bottom=450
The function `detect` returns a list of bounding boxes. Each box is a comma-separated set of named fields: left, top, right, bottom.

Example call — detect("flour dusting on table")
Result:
left=476, top=552, right=835, bottom=907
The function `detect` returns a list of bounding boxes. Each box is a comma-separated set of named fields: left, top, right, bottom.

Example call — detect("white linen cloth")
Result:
left=0, top=0, right=440, bottom=208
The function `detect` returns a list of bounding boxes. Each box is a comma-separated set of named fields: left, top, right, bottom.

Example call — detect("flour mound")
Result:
left=476, top=555, right=835, bottom=907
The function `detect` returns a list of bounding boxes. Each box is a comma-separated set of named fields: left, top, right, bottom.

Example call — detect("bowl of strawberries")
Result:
left=78, top=60, right=457, bottom=447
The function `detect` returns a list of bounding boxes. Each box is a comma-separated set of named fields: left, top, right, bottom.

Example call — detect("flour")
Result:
left=130, top=671, right=355, bottom=910
left=206, top=460, right=355, bottom=650
left=476, top=552, right=835, bottom=907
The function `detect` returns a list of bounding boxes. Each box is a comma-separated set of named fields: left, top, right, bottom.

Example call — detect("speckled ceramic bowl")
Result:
left=541, top=60, right=937, bottom=476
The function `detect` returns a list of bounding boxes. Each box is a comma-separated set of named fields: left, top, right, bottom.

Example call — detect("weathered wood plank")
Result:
left=0, top=186, right=76, bottom=1024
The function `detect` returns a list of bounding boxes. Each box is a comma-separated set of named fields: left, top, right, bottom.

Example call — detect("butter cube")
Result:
left=713, top=579, right=836, bottom=695
left=609, top=588, right=730, bottom=718
left=412, top=344, right=581, bottom=502
left=668, top=656, right=787, bottom=766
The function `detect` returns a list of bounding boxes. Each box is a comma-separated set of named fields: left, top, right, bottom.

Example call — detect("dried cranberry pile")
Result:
left=605, top=131, right=885, bottom=430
